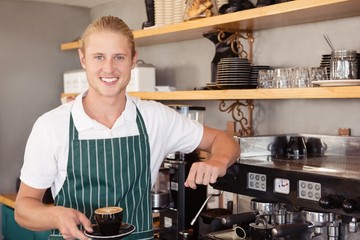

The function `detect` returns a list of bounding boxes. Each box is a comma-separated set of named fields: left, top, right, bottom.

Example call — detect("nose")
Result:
left=102, top=59, right=115, bottom=73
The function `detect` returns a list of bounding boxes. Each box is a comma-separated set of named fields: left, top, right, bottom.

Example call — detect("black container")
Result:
left=306, top=137, right=326, bottom=157
left=269, top=135, right=288, bottom=158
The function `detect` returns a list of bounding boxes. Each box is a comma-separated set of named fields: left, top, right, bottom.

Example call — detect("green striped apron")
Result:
left=49, top=107, right=153, bottom=239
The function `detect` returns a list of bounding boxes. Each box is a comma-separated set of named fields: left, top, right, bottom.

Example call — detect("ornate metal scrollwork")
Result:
left=217, top=31, right=254, bottom=62
left=219, top=100, right=254, bottom=136
left=210, top=30, right=254, bottom=135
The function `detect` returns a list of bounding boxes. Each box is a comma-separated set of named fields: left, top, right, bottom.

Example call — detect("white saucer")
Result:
left=84, top=223, right=135, bottom=239
left=312, top=79, right=360, bottom=87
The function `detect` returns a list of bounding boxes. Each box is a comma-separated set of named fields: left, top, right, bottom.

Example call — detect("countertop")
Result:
left=0, top=193, right=16, bottom=208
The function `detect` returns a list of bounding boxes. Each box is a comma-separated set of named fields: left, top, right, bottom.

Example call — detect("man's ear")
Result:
left=78, top=49, right=86, bottom=69
left=131, top=51, right=138, bottom=69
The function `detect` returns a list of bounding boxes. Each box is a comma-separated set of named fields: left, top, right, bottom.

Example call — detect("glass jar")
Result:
left=330, top=50, right=358, bottom=80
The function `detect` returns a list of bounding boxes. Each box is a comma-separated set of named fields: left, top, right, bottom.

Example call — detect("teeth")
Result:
left=101, top=77, right=118, bottom=83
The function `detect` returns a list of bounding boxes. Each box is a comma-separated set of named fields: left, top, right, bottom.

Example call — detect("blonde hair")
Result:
left=79, top=15, right=136, bottom=58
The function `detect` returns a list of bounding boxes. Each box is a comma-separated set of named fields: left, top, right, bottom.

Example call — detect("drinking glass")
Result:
left=310, top=67, right=328, bottom=82
left=273, top=68, right=291, bottom=88
left=257, top=70, right=274, bottom=89
left=292, top=67, right=311, bottom=88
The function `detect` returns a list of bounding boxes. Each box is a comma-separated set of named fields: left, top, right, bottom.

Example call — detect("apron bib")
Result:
left=49, top=107, right=153, bottom=240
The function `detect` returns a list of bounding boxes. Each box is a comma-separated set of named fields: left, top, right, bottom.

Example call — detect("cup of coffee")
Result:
left=94, top=206, right=123, bottom=236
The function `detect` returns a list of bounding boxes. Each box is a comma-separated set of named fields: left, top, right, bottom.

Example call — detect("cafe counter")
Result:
left=0, top=193, right=50, bottom=239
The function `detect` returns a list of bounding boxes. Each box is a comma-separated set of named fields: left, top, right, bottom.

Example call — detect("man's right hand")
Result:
left=53, top=206, right=93, bottom=239
left=15, top=182, right=92, bottom=240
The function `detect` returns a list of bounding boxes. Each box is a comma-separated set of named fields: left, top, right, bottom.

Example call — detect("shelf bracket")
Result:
left=217, top=30, right=254, bottom=63
left=219, top=100, right=254, bottom=136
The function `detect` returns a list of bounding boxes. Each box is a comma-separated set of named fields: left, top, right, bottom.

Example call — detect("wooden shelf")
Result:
left=60, top=0, right=360, bottom=50
left=60, top=40, right=80, bottom=51
left=61, top=86, right=360, bottom=101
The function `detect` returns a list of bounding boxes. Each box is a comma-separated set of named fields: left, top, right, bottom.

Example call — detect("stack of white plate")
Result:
left=154, top=0, right=165, bottom=26
left=216, top=57, right=255, bottom=89
left=163, top=0, right=174, bottom=25
left=173, top=0, right=186, bottom=24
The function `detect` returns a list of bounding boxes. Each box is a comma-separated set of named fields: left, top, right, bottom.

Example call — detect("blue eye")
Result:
left=115, top=55, right=125, bottom=61
left=95, top=55, right=104, bottom=60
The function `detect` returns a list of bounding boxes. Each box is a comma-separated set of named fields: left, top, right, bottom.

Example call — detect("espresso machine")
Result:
left=200, top=134, right=360, bottom=240
left=157, top=105, right=208, bottom=239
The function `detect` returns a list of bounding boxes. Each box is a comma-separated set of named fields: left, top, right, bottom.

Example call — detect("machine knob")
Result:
left=319, top=194, right=344, bottom=209
left=343, top=198, right=360, bottom=213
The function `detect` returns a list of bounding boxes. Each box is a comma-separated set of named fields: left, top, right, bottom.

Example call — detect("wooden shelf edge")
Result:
left=60, top=0, right=360, bottom=49
left=133, top=0, right=360, bottom=46
left=61, top=86, right=360, bottom=101
left=60, top=40, right=80, bottom=51
left=128, top=86, right=360, bottom=100
left=61, top=86, right=360, bottom=100
left=129, top=86, right=360, bottom=100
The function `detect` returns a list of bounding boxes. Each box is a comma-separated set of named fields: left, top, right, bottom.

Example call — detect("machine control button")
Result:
left=308, top=192, right=313, bottom=198
left=298, top=180, right=321, bottom=201
left=248, top=172, right=266, bottom=192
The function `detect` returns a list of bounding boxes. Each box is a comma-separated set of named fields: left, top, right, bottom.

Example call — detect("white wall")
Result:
left=92, top=1, right=360, bottom=136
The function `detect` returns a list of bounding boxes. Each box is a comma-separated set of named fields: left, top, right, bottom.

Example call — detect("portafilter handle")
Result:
left=221, top=212, right=258, bottom=227
left=272, top=222, right=313, bottom=238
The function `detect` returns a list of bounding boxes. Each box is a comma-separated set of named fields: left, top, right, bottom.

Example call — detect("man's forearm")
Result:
left=15, top=197, right=59, bottom=231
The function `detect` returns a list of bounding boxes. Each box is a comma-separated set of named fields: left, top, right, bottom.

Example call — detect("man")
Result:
left=15, top=16, right=240, bottom=239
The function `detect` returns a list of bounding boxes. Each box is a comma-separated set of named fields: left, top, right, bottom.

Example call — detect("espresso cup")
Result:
left=94, top=206, right=123, bottom=236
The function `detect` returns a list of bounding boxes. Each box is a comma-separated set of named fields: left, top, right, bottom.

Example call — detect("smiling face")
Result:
left=78, top=30, right=137, bottom=99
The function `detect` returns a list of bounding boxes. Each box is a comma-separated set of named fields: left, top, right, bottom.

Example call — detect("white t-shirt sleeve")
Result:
left=20, top=118, right=58, bottom=189
left=138, top=100, right=204, bottom=154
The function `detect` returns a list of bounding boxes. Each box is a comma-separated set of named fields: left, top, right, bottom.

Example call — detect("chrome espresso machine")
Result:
left=200, top=134, right=360, bottom=240
left=154, top=105, right=208, bottom=239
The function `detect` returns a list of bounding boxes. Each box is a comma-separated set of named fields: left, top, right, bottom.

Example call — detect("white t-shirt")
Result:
left=20, top=92, right=203, bottom=198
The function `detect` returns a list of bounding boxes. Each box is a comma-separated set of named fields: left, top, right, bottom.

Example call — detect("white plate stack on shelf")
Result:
left=216, top=57, right=256, bottom=89
left=154, top=0, right=164, bottom=26
left=155, top=0, right=186, bottom=26
left=163, top=0, right=174, bottom=25
left=173, top=0, right=186, bottom=24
